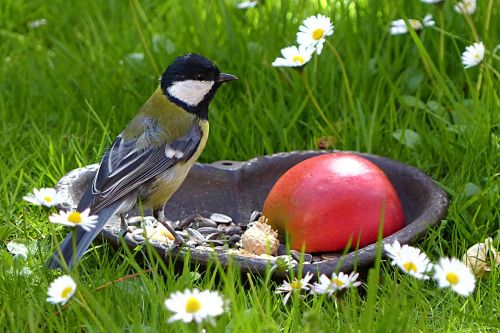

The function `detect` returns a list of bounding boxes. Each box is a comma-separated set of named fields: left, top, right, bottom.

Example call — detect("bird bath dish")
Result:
left=55, top=150, right=448, bottom=279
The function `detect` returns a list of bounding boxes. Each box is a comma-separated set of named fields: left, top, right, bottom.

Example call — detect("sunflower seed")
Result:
left=127, top=226, right=138, bottom=233
left=312, top=255, right=322, bottom=262
left=131, top=228, right=144, bottom=236
left=197, top=227, right=220, bottom=235
left=249, top=211, right=262, bottom=223
left=210, top=213, right=232, bottom=224
left=186, top=240, right=198, bottom=247
left=206, top=233, right=221, bottom=241
left=127, top=216, right=144, bottom=225
left=133, top=235, right=145, bottom=242
left=321, top=252, right=341, bottom=261
left=186, top=228, right=206, bottom=242
left=195, top=217, right=218, bottom=228
left=176, top=231, right=189, bottom=239
left=228, top=235, right=241, bottom=247
left=205, top=239, right=225, bottom=246
left=290, top=250, right=312, bottom=263
left=196, top=246, right=215, bottom=252
left=221, top=226, right=242, bottom=236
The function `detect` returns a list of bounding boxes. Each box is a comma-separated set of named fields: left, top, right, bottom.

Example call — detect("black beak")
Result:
left=217, top=72, right=238, bottom=83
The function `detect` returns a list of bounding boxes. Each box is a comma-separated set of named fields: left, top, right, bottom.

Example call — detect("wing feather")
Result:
left=88, top=121, right=202, bottom=212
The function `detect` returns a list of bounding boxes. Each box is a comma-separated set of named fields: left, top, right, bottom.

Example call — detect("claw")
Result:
left=153, top=207, right=185, bottom=246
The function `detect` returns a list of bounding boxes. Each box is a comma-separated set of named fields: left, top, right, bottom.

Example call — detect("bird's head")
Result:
left=160, top=54, right=237, bottom=119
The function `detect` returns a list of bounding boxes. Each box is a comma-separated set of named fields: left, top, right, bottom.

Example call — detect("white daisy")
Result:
left=49, top=208, right=98, bottom=231
left=47, top=275, right=77, bottom=305
left=389, top=14, right=435, bottom=35
left=312, top=272, right=362, bottom=296
left=23, top=187, right=61, bottom=208
left=384, top=240, right=404, bottom=261
left=272, top=45, right=314, bottom=68
left=312, top=274, right=335, bottom=295
left=28, top=18, right=47, bottom=29
left=433, top=257, right=476, bottom=297
left=330, top=272, right=362, bottom=289
left=384, top=241, right=433, bottom=280
left=420, top=0, right=444, bottom=3
left=454, top=0, right=476, bottom=15
left=296, top=14, right=334, bottom=54
left=164, top=288, right=225, bottom=324
left=7, top=241, right=29, bottom=259
left=422, top=14, right=436, bottom=27
left=275, top=272, right=313, bottom=305
left=236, top=0, right=257, bottom=9
left=461, top=41, right=485, bottom=69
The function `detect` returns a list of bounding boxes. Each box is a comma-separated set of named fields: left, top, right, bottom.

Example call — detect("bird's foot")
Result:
left=119, top=213, right=128, bottom=236
left=153, top=208, right=185, bottom=246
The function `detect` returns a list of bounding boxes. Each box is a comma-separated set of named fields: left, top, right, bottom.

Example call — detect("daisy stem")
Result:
left=438, top=8, right=445, bottom=74
left=484, top=63, right=500, bottom=79
left=463, top=13, right=479, bottom=42
left=484, top=0, right=494, bottom=36
left=325, top=41, right=356, bottom=113
left=129, top=0, right=159, bottom=73
left=476, top=64, right=483, bottom=94
left=49, top=223, right=71, bottom=272
left=300, top=71, right=338, bottom=136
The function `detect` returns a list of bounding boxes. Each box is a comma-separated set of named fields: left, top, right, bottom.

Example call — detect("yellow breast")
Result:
left=144, top=120, right=209, bottom=209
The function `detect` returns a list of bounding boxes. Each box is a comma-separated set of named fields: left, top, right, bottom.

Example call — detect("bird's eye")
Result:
left=196, top=74, right=207, bottom=81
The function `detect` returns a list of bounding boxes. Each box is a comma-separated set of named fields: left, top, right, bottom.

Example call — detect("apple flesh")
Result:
left=262, top=153, right=405, bottom=252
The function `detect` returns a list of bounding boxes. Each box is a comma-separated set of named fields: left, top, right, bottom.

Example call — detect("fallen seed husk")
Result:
left=210, top=213, right=233, bottom=224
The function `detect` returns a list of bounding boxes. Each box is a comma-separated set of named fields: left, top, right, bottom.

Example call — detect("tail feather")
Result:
left=47, top=201, right=123, bottom=269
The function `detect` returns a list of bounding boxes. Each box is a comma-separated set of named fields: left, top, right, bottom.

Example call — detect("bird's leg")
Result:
left=153, top=207, right=184, bottom=246
left=119, top=213, right=127, bottom=236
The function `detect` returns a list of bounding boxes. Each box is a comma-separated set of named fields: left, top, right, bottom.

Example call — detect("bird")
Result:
left=48, top=53, right=237, bottom=269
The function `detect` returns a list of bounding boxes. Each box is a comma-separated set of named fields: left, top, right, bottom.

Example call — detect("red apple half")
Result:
left=262, top=153, right=405, bottom=252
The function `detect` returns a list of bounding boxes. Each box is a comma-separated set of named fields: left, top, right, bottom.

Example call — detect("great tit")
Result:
left=48, top=54, right=237, bottom=269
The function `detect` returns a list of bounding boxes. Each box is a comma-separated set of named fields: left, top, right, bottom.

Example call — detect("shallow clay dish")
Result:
left=56, top=150, right=448, bottom=278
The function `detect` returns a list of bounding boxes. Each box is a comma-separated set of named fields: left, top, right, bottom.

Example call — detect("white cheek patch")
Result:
left=167, top=80, right=214, bottom=107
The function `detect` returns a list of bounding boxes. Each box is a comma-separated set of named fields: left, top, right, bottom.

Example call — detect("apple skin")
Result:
left=262, top=153, right=405, bottom=252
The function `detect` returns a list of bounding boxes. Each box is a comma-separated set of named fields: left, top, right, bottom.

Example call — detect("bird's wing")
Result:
left=87, top=122, right=203, bottom=213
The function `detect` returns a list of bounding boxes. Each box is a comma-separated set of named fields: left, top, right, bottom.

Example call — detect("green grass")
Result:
left=1, top=0, right=499, bottom=331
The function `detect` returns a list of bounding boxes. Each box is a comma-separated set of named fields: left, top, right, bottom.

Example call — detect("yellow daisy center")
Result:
left=403, top=261, right=418, bottom=272
left=312, top=28, right=325, bottom=40
left=446, top=272, right=460, bottom=285
left=332, top=278, right=345, bottom=287
left=60, top=286, right=73, bottom=299
left=473, top=53, right=481, bottom=59
left=67, top=212, right=82, bottom=224
left=292, top=55, right=305, bottom=64
left=313, top=28, right=325, bottom=40
left=290, top=280, right=302, bottom=290
left=410, top=19, right=421, bottom=29
left=185, top=296, right=202, bottom=313
left=44, top=196, right=53, bottom=202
